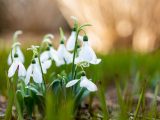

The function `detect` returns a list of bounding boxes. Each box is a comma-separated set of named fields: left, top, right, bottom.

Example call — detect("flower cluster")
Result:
left=6, top=16, right=101, bottom=119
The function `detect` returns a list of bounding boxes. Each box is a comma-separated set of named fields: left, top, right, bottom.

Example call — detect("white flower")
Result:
left=75, top=36, right=101, bottom=65
left=8, top=54, right=26, bottom=78
left=66, top=31, right=83, bottom=51
left=8, top=43, right=24, bottom=65
left=35, top=57, right=51, bottom=74
left=66, top=31, right=76, bottom=51
left=57, top=42, right=73, bottom=66
left=66, top=75, right=97, bottom=92
left=41, top=60, right=52, bottom=74
left=25, top=59, right=43, bottom=85
left=40, top=46, right=59, bottom=65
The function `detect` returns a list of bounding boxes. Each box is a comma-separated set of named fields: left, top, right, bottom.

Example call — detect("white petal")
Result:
left=57, top=44, right=73, bottom=65
left=78, top=41, right=100, bottom=64
left=50, top=47, right=59, bottom=62
left=7, top=53, right=12, bottom=65
left=66, top=79, right=79, bottom=87
left=57, top=44, right=65, bottom=59
left=43, top=60, right=52, bottom=69
left=66, top=31, right=76, bottom=51
left=34, top=58, right=41, bottom=71
left=90, top=58, right=101, bottom=64
left=25, top=64, right=32, bottom=85
left=16, top=46, right=24, bottom=63
left=42, top=60, right=52, bottom=74
left=80, top=77, right=97, bottom=92
left=55, top=60, right=65, bottom=67
left=64, top=51, right=73, bottom=64
left=78, top=35, right=83, bottom=42
left=18, top=62, right=26, bottom=77
left=8, top=61, right=18, bottom=78
left=33, top=64, right=43, bottom=83
left=80, top=76, right=89, bottom=88
left=85, top=80, right=97, bottom=92
left=75, top=57, right=81, bottom=64
left=82, top=43, right=96, bottom=61
left=40, top=51, right=50, bottom=62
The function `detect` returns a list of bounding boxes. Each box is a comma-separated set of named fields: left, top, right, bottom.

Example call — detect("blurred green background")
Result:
left=1, top=49, right=160, bottom=95
left=1, top=0, right=160, bottom=96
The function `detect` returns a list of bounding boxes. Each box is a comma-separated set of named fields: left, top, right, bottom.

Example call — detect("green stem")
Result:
left=73, top=65, right=77, bottom=79
left=62, top=78, right=67, bottom=101
left=71, top=29, right=80, bottom=79
left=37, top=55, right=46, bottom=95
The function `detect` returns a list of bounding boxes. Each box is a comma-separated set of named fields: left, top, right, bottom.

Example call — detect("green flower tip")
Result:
left=83, top=35, right=88, bottom=41
left=34, top=54, right=38, bottom=58
left=46, top=46, right=50, bottom=51
left=77, top=44, right=80, bottom=49
left=60, top=40, right=64, bottom=44
left=32, top=59, right=36, bottom=64
left=49, top=43, right=52, bottom=47
left=14, top=53, right=18, bottom=58
left=81, top=71, right=86, bottom=76
left=72, top=27, right=76, bottom=31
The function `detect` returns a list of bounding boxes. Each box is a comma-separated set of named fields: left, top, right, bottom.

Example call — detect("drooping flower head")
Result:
left=25, top=45, right=43, bottom=84
left=75, top=35, right=101, bottom=66
left=8, top=30, right=24, bottom=65
left=66, top=16, right=83, bottom=51
left=57, top=28, right=73, bottom=66
left=40, top=34, right=59, bottom=68
left=8, top=53, right=26, bottom=78
left=25, top=58, right=43, bottom=85
left=66, top=71, right=97, bottom=92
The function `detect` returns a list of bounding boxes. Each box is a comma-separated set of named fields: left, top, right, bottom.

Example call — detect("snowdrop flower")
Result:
left=75, top=35, right=101, bottom=65
left=40, top=45, right=59, bottom=65
left=35, top=55, right=51, bottom=74
left=66, top=28, right=77, bottom=51
left=8, top=30, right=24, bottom=65
left=41, top=34, right=60, bottom=67
left=25, top=59, right=43, bottom=85
left=8, top=43, right=24, bottom=65
left=8, top=54, right=26, bottom=78
left=66, top=28, right=83, bottom=51
left=41, top=60, right=52, bottom=74
left=66, top=72, right=97, bottom=92
left=57, top=41, right=73, bottom=66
